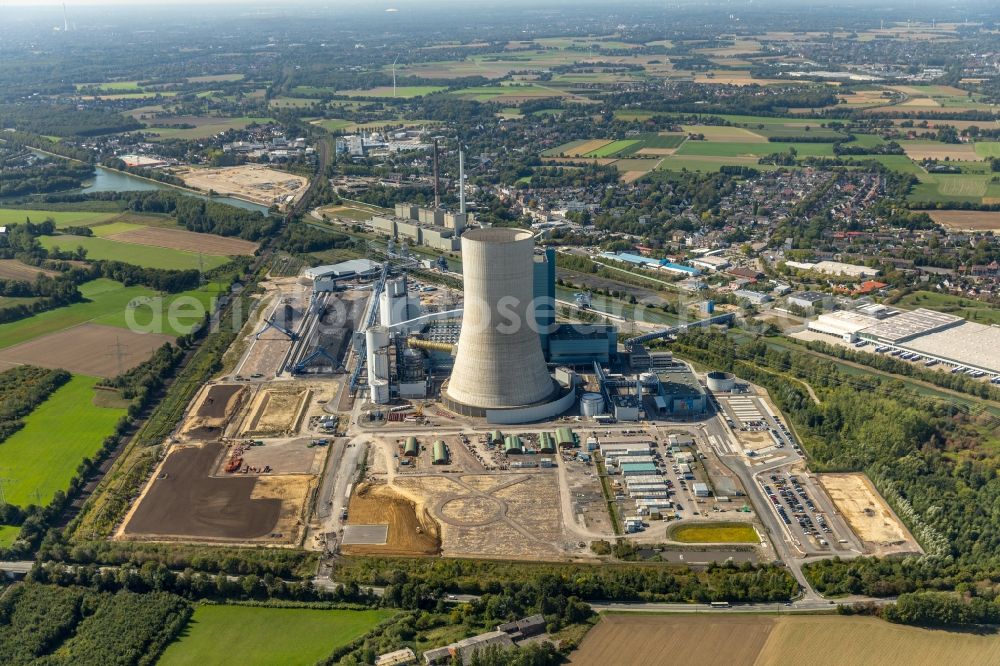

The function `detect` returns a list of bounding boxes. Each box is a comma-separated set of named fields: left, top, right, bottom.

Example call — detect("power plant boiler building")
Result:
left=444, top=228, right=576, bottom=424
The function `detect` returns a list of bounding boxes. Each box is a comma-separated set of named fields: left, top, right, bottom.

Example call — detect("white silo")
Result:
left=366, top=327, right=391, bottom=405
left=446, top=228, right=554, bottom=410
left=580, top=392, right=604, bottom=418
left=379, top=277, right=408, bottom=327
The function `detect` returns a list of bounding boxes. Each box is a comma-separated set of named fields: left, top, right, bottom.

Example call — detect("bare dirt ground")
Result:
left=108, top=226, right=259, bottom=256
left=0, top=323, right=174, bottom=378
left=239, top=388, right=311, bottom=436
left=236, top=438, right=325, bottom=475
left=180, top=383, right=246, bottom=439
left=0, top=259, right=59, bottom=281
left=175, top=165, right=308, bottom=208
left=341, top=482, right=441, bottom=556
left=121, top=441, right=312, bottom=544
left=390, top=472, right=568, bottom=560
left=818, top=473, right=922, bottom=556
left=925, top=210, right=1000, bottom=231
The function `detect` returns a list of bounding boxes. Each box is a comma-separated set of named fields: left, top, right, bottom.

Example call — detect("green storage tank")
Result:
left=403, top=436, right=419, bottom=457
left=504, top=435, right=523, bottom=454
left=432, top=440, right=448, bottom=464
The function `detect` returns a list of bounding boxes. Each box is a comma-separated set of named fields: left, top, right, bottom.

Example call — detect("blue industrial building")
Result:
left=533, top=247, right=617, bottom=365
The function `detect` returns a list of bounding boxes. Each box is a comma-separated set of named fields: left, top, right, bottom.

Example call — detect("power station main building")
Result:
left=445, top=228, right=558, bottom=413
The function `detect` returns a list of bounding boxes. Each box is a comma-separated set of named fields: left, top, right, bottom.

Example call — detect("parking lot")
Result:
left=758, top=470, right=857, bottom=556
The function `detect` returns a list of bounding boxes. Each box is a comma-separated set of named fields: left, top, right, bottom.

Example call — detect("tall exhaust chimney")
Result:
left=433, top=138, right=440, bottom=209
left=459, top=149, right=466, bottom=215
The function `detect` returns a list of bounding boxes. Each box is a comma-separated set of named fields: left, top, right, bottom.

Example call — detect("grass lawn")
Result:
left=313, top=118, right=354, bottom=133
left=0, top=525, right=20, bottom=548
left=670, top=522, right=759, bottom=543
left=159, top=605, right=393, bottom=666
left=0, top=375, right=126, bottom=508
left=0, top=209, right=117, bottom=227
left=37, top=235, right=230, bottom=271
left=909, top=173, right=991, bottom=204
left=974, top=142, right=1000, bottom=158
left=677, top=140, right=834, bottom=157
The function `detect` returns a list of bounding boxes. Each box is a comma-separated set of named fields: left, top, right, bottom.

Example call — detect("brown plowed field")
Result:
left=0, top=260, right=59, bottom=281
left=569, top=615, right=1000, bottom=666
left=341, top=483, right=440, bottom=556
left=0, top=323, right=174, bottom=378
left=108, top=227, right=258, bottom=256
left=123, top=442, right=283, bottom=540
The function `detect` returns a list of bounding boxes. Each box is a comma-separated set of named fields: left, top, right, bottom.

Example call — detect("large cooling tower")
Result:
left=446, top=228, right=555, bottom=409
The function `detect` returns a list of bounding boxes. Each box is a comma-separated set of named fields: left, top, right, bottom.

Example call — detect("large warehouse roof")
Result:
left=808, top=310, right=881, bottom=337
left=859, top=308, right=963, bottom=344
left=304, top=258, right=381, bottom=280
left=901, top=322, right=1000, bottom=374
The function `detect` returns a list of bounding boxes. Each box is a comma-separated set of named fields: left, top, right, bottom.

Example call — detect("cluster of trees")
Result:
left=99, top=343, right=185, bottom=416
left=0, top=104, right=141, bottom=137
left=0, top=583, right=190, bottom=666
left=0, top=159, right=94, bottom=197
left=335, top=556, right=797, bottom=604
left=842, top=591, right=1000, bottom=627
left=834, top=140, right=904, bottom=156
left=116, top=191, right=277, bottom=241
left=671, top=328, right=1000, bottom=596
left=0, top=273, right=82, bottom=324
left=800, top=337, right=1000, bottom=401
left=277, top=224, right=357, bottom=254
left=0, top=366, right=69, bottom=448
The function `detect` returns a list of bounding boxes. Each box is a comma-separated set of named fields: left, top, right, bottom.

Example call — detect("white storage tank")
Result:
left=580, top=392, right=605, bottom=418
left=370, top=378, right=390, bottom=405
left=366, top=326, right=391, bottom=381
left=706, top=371, right=736, bottom=392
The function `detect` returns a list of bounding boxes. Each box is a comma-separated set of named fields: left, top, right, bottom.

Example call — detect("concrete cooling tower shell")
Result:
left=446, top=228, right=555, bottom=409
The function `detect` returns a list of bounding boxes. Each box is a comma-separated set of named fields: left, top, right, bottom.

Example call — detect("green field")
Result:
left=974, top=142, right=1000, bottom=158
left=542, top=139, right=594, bottom=157
left=341, top=85, right=447, bottom=98
left=312, top=118, right=354, bottom=133
left=0, top=209, right=117, bottom=227
left=677, top=140, right=835, bottom=157
left=75, top=80, right=142, bottom=92
left=450, top=84, right=565, bottom=100
left=586, top=140, right=639, bottom=157
left=37, top=235, right=230, bottom=271
left=0, top=375, right=126, bottom=508
left=0, top=525, right=20, bottom=548
left=145, top=116, right=273, bottom=141
left=670, top=522, right=760, bottom=543
left=158, top=605, right=393, bottom=666
left=909, top=173, right=995, bottom=204
left=0, top=278, right=225, bottom=348
left=897, top=291, right=1000, bottom=326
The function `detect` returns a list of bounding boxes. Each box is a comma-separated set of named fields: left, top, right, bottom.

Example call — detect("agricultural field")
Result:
left=36, top=235, right=232, bottom=271
left=0, top=375, right=126, bottom=508
left=925, top=209, right=1000, bottom=232
left=670, top=522, right=759, bottom=543
left=908, top=172, right=1000, bottom=205
left=339, top=85, right=447, bottom=98
left=0, top=259, right=59, bottom=281
left=142, top=116, right=273, bottom=141
left=900, top=140, right=981, bottom=161
left=450, top=83, right=575, bottom=102
left=569, top=614, right=1000, bottom=666
left=0, top=278, right=227, bottom=350
left=0, top=208, right=117, bottom=227
left=158, top=605, right=393, bottom=666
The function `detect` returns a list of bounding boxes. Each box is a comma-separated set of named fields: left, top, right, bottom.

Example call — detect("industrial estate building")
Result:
left=369, top=204, right=469, bottom=252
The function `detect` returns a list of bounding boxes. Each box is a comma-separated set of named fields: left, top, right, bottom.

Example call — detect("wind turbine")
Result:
left=392, top=56, right=399, bottom=98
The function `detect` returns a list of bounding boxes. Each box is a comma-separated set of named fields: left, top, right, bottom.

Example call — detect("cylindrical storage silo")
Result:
left=369, top=378, right=390, bottom=405
left=706, top=371, right=736, bottom=392
left=366, top=326, right=391, bottom=381
left=581, top=392, right=604, bottom=418
left=446, top=228, right=554, bottom=409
